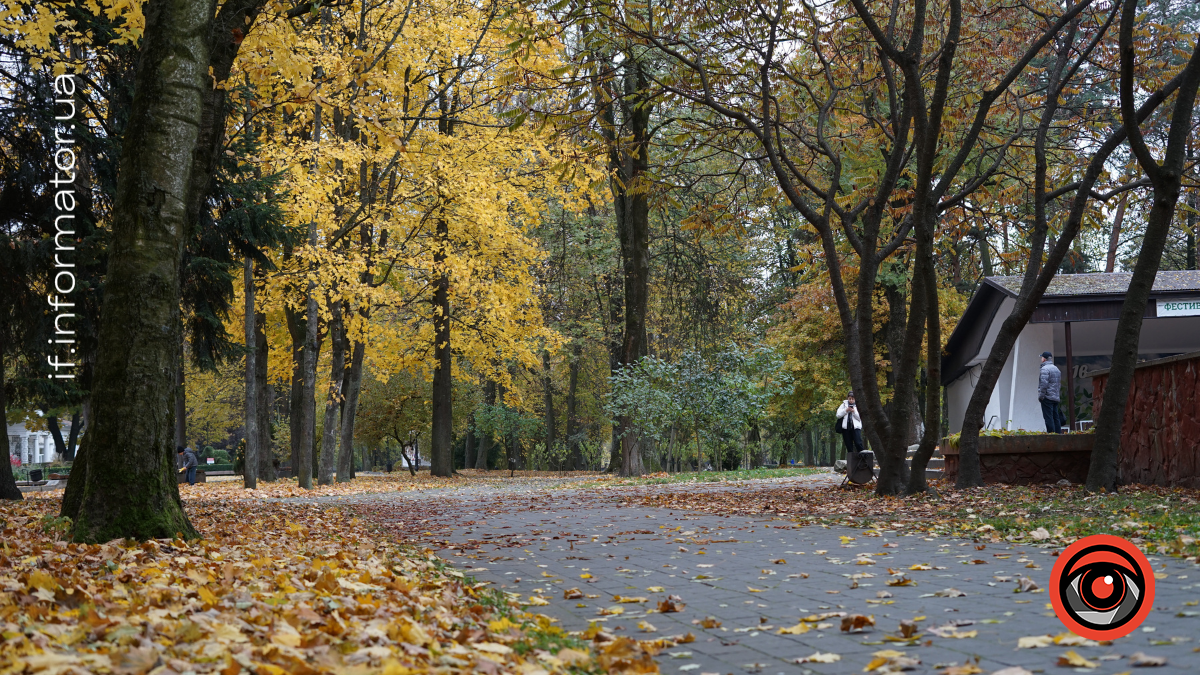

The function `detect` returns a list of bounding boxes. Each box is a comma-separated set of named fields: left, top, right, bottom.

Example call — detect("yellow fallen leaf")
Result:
left=637, top=620, right=657, bottom=633
left=476, top=642, right=513, bottom=655
left=26, top=570, right=57, bottom=592
left=778, top=623, right=811, bottom=635
left=599, top=606, right=624, bottom=616
left=864, top=657, right=890, bottom=671
left=580, top=573, right=593, bottom=579
left=616, top=595, right=649, bottom=603
left=211, top=622, right=248, bottom=643
left=1017, top=635, right=1053, bottom=648
left=1057, top=650, right=1098, bottom=668
left=647, top=586, right=665, bottom=592
left=526, top=596, right=550, bottom=606
left=909, top=563, right=932, bottom=571
left=872, top=649, right=907, bottom=658
left=541, top=572, right=554, bottom=578
left=197, top=586, right=218, bottom=606
left=942, top=665, right=982, bottom=675
left=270, top=622, right=302, bottom=647
left=747, top=586, right=764, bottom=592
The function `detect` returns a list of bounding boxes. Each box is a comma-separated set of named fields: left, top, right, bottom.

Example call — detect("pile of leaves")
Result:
left=172, top=472, right=605, bottom=501
left=623, top=482, right=1200, bottom=558
left=0, top=496, right=658, bottom=674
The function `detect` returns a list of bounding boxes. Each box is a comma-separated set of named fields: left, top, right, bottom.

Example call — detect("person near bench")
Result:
left=177, top=446, right=198, bottom=485
left=836, top=391, right=864, bottom=454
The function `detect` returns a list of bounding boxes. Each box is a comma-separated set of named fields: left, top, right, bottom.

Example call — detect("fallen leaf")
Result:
left=637, top=620, right=657, bottom=632
left=1129, top=652, right=1167, bottom=667
left=657, top=595, right=685, bottom=613
left=1017, top=635, right=1054, bottom=648
left=777, top=623, right=811, bottom=635
left=793, top=652, right=841, bottom=663
left=563, top=587, right=584, bottom=599
left=840, top=614, right=875, bottom=632
left=1057, top=650, right=1099, bottom=668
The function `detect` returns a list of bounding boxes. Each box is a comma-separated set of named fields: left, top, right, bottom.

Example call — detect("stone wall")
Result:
left=942, top=434, right=1093, bottom=484
left=1093, top=351, right=1200, bottom=488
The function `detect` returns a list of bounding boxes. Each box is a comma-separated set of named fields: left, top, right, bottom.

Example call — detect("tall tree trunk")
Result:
left=906, top=258, right=942, bottom=494
left=175, top=332, right=186, bottom=453
left=0, top=348, right=23, bottom=500
left=542, top=350, right=556, bottom=466
left=464, top=425, right=475, bottom=470
left=566, top=342, right=582, bottom=470
left=318, top=301, right=345, bottom=485
left=337, top=340, right=365, bottom=481
left=255, top=311, right=275, bottom=482
left=285, top=304, right=305, bottom=479
left=1188, top=142, right=1197, bottom=271
left=430, top=218, right=453, bottom=477
left=46, top=416, right=67, bottom=461
left=243, top=258, right=258, bottom=489
left=1088, top=16, right=1200, bottom=492
left=477, top=380, right=495, bottom=470
left=300, top=271, right=318, bottom=489
left=63, top=0, right=213, bottom=541
left=614, top=59, right=652, bottom=479
left=65, top=412, right=81, bottom=462
left=1105, top=193, right=1128, bottom=273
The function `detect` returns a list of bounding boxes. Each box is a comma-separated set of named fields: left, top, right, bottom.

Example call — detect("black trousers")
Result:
left=1040, top=398, right=1064, bottom=433
left=840, top=427, right=864, bottom=454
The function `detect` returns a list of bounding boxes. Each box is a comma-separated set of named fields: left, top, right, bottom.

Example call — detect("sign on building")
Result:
left=1157, top=298, right=1200, bottom=317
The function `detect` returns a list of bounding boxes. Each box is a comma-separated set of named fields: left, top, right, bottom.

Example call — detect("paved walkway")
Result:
left=343, top=477, right=1200, bottom=674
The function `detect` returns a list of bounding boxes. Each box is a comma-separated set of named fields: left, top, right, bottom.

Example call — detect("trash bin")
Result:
left=29, top=469, right=44, bottom=482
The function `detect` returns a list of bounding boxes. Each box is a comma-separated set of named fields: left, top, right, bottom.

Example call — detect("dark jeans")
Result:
left=840, top=427, right=864, bottom=455
left=1040, top=398, right=1064, bottom=433
left=185, top=466, right=197, bottom=485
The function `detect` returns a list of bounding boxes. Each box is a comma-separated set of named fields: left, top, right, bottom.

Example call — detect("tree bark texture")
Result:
left=243, top=258, right=258, bottom=489
left=174, top=332, right=186, bottom=453
left=477, top=380, right=495, bottom=470
left=1105, top=193, right=1127, bottom=273
left=64, top=0, right=213, bottom=541
left=285, top=304, right=304, bottom=476
left=318, top=301, right=345, bottom=485
left=1087, top=12, right=1200, bottom=492
left=337, top=340, right=365, bottom=481
left=615, top=59, right=652, bottom=479
left=566, top=342, right=582, bottom=470
left=255, top=311, right=275, bottom=482
left=542, top=350, right=556, bottom=467
left=0, top=349, right=23, bottom=500
left=464, top=426, right=475, bottom=470
left=430, top=217, right=453, bottom=478
left=65, top=412, right=82, bottom=463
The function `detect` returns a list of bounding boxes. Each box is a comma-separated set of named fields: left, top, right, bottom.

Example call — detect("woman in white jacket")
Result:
left=836, top=391, right=864, bottom=455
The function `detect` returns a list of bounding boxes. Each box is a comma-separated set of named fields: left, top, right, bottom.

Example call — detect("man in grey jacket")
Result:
left=1038, top=351, right=1065, bottom=434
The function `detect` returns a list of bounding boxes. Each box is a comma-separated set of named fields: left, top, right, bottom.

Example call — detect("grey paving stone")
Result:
left=334, top=478, right=1200, bottom=674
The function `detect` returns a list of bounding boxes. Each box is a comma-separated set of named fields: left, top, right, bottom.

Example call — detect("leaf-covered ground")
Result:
left=622, top=481, right=1200, bottom=558
left=0, top=493, right=659, bottom=675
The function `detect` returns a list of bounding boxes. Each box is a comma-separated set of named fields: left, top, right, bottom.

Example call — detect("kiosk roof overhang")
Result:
left=940, top=271, right=1200, bottom=386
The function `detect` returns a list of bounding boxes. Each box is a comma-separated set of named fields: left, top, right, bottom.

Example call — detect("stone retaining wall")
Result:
left=941, top=433, right=1093, bottom=484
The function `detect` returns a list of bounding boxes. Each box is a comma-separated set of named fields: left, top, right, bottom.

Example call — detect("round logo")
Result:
left=1049, top=534, right=1155, bottom=640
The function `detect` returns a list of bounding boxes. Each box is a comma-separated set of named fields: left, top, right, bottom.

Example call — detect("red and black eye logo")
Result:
left=1049, top=534, right=1155, bottom=641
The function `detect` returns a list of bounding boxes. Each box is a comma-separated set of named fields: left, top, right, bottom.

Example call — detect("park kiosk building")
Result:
left=941, top=271, right=1200, bottom=435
